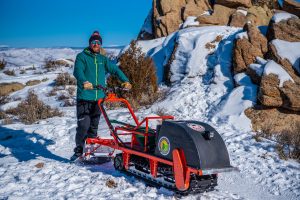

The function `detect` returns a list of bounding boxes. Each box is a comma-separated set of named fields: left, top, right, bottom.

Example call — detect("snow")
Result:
left=235, top=32, right=248, bottom=40
left=271, top=39, right=300, bottom=74
left=182, top=16, right=199, bottom=28
left=271, top=12, right=298, bottom=23
left=249, top=63, right=264, bottom=76
left=237, top=9, right=247, bottom=16
left=1, top=30, right=300, bottom=200
left=263, top=60, right=294, bottom=87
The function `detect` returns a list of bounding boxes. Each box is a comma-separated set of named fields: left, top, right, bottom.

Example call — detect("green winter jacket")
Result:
left=73, top=48, right=129, bottom=101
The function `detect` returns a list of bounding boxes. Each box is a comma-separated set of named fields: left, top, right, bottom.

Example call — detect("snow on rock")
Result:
left=271, top=12, right=298, bottom=23
left=234, top=73, right=253, bottom=86
left=182, top=16, right=200, bottom=28
left=237, top=9, right=247, bottom=16
left=271, top=39, right=300, bottom=74
left=249, top=63, right=265, bottom=76
left=264, top=60, right=295, bottom=87
left=256, top=56, right=267, bottom=65
left=235, top=31, right=248, bottom=40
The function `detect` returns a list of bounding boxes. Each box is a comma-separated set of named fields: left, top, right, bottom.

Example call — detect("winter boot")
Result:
left=70, top=146, right=83, bottom=162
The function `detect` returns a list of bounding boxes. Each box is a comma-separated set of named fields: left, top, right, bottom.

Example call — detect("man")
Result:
left=71, top=31, right=132, bottom=161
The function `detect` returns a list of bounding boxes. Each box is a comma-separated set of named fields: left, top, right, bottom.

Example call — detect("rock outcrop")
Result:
left=197, top=4, right=235, bottom=25
left=267, top=16, right=300, bottom=42
left=215, top=0, right=252, bottom=8
left=233, top=23, right=268, bottom=74
left=153, top=0, right=211, bottom=38
left=282, top=0, right=300, bottom=17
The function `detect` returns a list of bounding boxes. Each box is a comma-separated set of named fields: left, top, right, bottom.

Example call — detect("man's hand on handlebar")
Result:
left=121, top=82, right=132, bottom=90
left=83, top=81, right=93, bottom=90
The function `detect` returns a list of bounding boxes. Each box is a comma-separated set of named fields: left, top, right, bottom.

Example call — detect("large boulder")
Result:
left=283, top=0, right=300, bottom=17
left=183, top=0, right=212, bottom=20
left=232, top=23, right=268, bottom=74
left=267, top=15, right=300, bottom=42
left=258, top=59, right=300, bottom=111
left=197, top=4, right=235, bottom=25
left=246, top=5, right=273, bottom=26
left=215, top=0, right=252, bottom=8
left=153, top=0, right=212, bottom=37
left=229, top=9, right=248, bottom=27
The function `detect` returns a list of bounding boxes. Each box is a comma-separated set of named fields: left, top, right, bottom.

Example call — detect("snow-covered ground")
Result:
left=0, top=28, right=299, bottom=200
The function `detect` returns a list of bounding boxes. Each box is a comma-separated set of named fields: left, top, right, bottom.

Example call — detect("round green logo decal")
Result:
left=158, top=136, right=170, bottom=156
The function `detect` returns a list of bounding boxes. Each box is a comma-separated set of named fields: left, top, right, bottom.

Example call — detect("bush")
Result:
left=55, top=73, right=76, bottom=86
left=44, top=57, right=69, bottom=70
left=107, top=40, right=158, bottom=108
left=3, top=69, right=15, bottom=76
left=6, top=91, right=62, bottom=124
left=0, top=95, right=10, bottom=105
left=259, top=121, right=300, bottom=161
left=0, top=59, right=7, bottom=70
left=26, top=80, right=41, bottom=86
left=275, top=123, right=300, bottom=161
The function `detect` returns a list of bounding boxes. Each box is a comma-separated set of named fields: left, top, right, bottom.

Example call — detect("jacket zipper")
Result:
left=94, top=56, right=98, bottom=100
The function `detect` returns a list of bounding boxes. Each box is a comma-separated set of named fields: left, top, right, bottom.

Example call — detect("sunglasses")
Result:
left=91, top=40, right=101, bottom=45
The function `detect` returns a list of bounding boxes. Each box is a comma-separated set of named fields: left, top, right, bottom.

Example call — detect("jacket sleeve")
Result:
left=73, top=54, right=87, bottom=85
left=105, top=57, right=129, bottom=83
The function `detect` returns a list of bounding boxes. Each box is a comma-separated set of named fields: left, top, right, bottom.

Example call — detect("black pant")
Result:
left=75, top=100, right=101, bottom=150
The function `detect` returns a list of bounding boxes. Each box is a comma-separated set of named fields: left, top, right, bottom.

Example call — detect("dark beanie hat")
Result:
left=89, top=31, right=102, bottom=44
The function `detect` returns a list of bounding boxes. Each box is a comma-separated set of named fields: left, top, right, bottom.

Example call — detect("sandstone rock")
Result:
left=229, top=9, right=248, bottom=27
left=153, top=0, right=186, bottom=37
left=245, top=23, right=268, bottom=54
left=267, top=17, right=300, bottom=42
left=183, top=0, right=212, bottom=20
left=246, top=5, right=273, bottom=26
left=245, top=106, right=300, bottom=133
left=232, top=23, right=267, bottom=74
left=283, top=0, right=300, bottom=17
left=197, top=4, right=235, bottom=25
left=0, top=82, right=25, bottom=96
left=257, top=57, right=300, bottom=111
left=215, top=0, right=252, bottom=8
left=258, top=73, right=283, bottom=107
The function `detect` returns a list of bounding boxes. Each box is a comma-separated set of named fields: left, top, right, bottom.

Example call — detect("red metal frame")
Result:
left=85, top=91, right=204, bottom=191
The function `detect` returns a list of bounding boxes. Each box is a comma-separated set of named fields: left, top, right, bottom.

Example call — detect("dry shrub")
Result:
left=0, top=59, right=7, bottom=70
left=63, top=99, right=76, bottom=107
left=20, top=69, right=26, bottom=74
left=0, top=95, right=11, bottom=105
left=42, top=78, right=49, bottom=82
left=55, top=73, right=76, bottom=86
left=0, top=111, right=7, bottom=119
left=57, top=94, right=69, bottom=101
left=47, top=87, right=59, bottom=97
left=107, top=40, right=158, bottom=108
left=275, top=123, right=300, bottom=161
left=26, top=80, right=41, bottom=86
left=44, top=57, right=70, bottom=70
left=6, top=91, right=62, bottom=124
left=3, top=69, right=15, bottom=76
left=67, top=86, right=76, bottom=96
left=2, top=118, right=13, bottom=125
left=155, top=107, right=170, bottom=116
left=0, top=82, right=25, bottom=96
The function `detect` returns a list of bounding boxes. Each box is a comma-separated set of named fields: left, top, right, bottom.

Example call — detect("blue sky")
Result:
left=0, top=0, right=152, bottom=48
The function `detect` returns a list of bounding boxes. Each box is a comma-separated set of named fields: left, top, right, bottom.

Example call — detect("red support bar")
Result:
left=150, top=160, right=158, bottom=178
